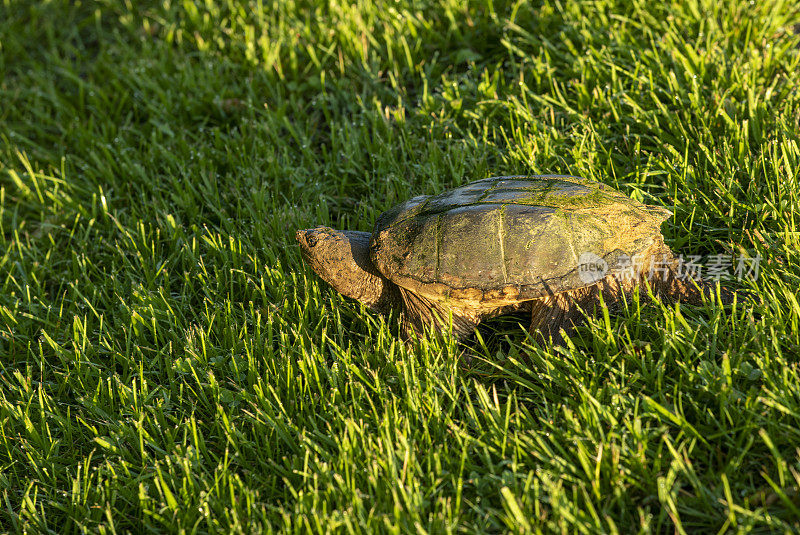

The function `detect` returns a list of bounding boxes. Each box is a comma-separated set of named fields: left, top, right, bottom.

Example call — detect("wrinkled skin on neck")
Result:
left=296, top=227, right=396, bottom=311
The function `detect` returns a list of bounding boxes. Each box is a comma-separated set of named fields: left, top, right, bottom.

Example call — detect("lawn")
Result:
left=1, top=0, right=799, bottom=532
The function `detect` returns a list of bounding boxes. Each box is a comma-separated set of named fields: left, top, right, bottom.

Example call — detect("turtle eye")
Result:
left=307, top=234, right=318, bottom=247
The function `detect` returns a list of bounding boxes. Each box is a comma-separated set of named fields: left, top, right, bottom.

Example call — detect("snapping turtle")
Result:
left=296, top=175, right=709, bottom=342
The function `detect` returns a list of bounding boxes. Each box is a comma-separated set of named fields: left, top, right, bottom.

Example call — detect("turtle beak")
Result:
left=296, top=229, right=318, bottom=249
left=296, top=229, right=311, bottom=257
left=296, top=229, right=325, bottom=267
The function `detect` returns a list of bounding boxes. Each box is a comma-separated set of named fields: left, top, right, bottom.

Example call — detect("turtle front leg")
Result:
left=397, top=288, right=478, bottom=341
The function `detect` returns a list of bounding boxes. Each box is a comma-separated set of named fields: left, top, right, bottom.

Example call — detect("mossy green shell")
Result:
left=369, top=176, right=672, bottom=298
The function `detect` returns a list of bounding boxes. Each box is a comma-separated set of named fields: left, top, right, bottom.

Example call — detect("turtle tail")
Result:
left=528, top=244, right=741, bottom=345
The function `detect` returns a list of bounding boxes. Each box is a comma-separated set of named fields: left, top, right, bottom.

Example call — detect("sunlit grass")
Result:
left=1, top=0, right=799, bottom=532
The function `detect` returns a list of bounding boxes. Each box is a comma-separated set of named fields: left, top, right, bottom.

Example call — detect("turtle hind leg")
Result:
left=528, top=294, right=582, bottom=345
left=397, top=288, right=478, bottom=341
left=528, top=279, right=625, bottom=345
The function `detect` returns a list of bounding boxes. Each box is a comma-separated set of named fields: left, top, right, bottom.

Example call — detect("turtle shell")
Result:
left=369, top=175, right=672, bottom=304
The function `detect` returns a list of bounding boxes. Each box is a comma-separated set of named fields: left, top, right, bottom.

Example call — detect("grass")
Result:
left=1, top=0, right=799, bottom=532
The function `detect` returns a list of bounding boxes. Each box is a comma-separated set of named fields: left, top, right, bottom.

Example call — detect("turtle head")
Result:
left=296, top=226, right=395, bottom=311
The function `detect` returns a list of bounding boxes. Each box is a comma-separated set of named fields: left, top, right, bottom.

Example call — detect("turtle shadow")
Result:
left=461, top=312, right=539, bottom=366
